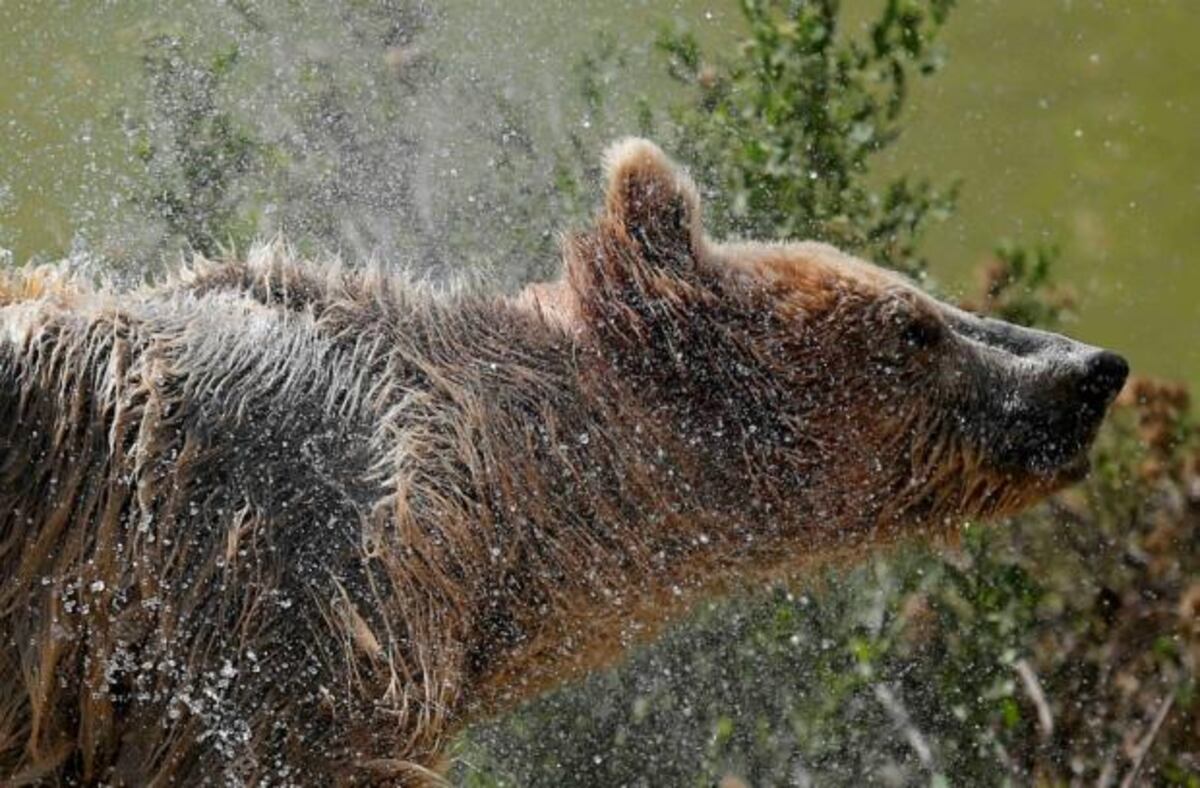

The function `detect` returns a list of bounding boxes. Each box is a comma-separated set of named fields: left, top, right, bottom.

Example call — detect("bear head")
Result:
left=560, top=139, right=1127, bottom=546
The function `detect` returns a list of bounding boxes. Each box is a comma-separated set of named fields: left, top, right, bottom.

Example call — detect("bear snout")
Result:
left=1011, top=350, right=1126, bottom=475
left=969, top=337, right=1128, bottom=480
left=1080, top=349, right=1129, bottom=410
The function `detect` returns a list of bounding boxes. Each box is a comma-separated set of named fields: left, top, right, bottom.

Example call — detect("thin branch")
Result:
left=1119, top=692, right=1176, bottom=788
left=1096, top=748, right=1119, bottom=788
left=873, top=682, right=934, bottom=770
left=1014, top=658, right=1054, bottom=739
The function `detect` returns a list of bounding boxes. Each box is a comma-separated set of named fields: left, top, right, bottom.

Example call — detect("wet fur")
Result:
left=1, top=140, right=1077, bottom=784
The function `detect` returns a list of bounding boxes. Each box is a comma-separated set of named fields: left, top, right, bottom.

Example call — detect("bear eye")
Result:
left=873, top=291, right=945, bottom=367
left=901, top=311, right=944, bottom=351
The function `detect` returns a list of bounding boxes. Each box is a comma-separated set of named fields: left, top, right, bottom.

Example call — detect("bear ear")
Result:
left=601, top=138, right=703, bottom=265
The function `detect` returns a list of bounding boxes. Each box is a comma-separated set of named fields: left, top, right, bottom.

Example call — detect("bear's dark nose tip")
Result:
left=1083, top=350, right=1129, bottom=404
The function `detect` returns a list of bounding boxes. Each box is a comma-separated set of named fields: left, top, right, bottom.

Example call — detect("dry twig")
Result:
left=1119, top=692, right=1175, bottom=788
left=1014, top=658, right=1054, bottom=739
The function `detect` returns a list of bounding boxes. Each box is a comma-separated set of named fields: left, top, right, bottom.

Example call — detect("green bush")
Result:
left=121, top=1, right=563, bottom=285
left=132, top=37, right=263, bottom=259
left=658, top=0, right=956, bottom=280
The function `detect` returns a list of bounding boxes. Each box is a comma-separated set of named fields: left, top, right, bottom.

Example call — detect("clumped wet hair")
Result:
left=0, top=140, right=1121, bottom=785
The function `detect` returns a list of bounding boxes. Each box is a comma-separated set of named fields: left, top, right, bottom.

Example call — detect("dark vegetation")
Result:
left=96, top=0, right=1200, bottom=783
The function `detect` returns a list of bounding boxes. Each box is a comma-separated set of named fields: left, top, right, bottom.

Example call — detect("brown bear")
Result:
left=0, top=139, right=1126, bottom=785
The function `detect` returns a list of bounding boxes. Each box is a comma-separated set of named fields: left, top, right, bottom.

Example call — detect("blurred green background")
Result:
left=1, top=0, right=1196, bottom=384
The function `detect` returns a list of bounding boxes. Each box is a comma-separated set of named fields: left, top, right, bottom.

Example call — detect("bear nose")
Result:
left=1081, top=350, right=1129, bottom=406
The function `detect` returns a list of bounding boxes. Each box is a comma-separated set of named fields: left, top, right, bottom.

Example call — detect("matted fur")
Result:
left=0, top=140, right=1113, bottom=785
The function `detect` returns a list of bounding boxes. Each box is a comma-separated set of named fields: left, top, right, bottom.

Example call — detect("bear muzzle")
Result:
left=946, top=308, right=1129, bottom=481
left=1046, top=348, right=1129, bottom=481
left=1080, top=349, right=1130, bottom=411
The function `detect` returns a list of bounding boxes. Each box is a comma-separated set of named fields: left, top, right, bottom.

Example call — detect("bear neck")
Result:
left=389, top=296, right=823, bottom=722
